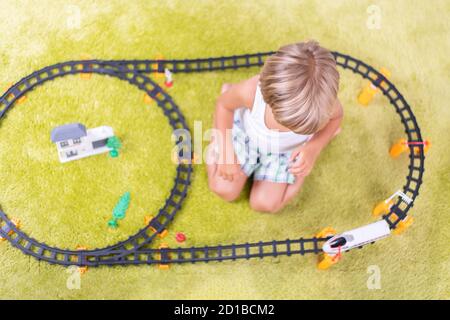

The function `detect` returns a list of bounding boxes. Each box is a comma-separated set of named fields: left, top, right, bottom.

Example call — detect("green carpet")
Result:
left=0, top=0, right=448, bottom=299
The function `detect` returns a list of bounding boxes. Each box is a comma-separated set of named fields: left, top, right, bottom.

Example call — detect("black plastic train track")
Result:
left=0, top=51, right=425, bottom=267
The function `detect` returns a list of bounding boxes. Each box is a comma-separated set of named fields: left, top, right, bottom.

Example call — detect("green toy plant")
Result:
left=108, top=192, right=131, bottom=228
left=107, top=136, right=122, bottom=158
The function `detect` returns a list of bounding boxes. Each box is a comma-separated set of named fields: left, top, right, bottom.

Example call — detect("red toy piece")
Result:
left=164, top=68, right=173, bottom=88
left=175, top=232, right=186, bottom=243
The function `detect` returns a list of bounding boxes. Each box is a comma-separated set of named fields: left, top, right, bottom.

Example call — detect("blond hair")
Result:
left=260, top=40, right=339, bottom=134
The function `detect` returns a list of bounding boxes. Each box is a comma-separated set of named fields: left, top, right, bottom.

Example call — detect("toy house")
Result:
left=50, top=123, right=115, bottom=163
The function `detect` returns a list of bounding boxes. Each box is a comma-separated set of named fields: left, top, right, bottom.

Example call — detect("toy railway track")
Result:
left=0, top=51, right=425, bottom=267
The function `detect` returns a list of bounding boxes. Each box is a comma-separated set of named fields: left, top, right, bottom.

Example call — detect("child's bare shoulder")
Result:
left=219, top=75, right=260, bottom=110
left=331, top=98, right=344, bottom=119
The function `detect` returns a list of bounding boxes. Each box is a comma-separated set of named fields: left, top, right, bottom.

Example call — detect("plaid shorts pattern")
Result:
left=232, top=116, right=295, bottom=184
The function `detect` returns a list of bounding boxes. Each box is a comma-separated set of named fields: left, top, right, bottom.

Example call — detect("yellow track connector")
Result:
left=143, top=93, right=154, bottom=105
left=316, top=227, right=339, bottom=270
left=372, top=199, right=395, bottom=217
left=390, top=139, right=431, bottom=158
left=0, top=218, right=21, bottom=242
left=80, top=54, right=92, bottom=80
left=172, top=150, right=196, bottom=165
left=317, top=253, right=340, bottom=270
left=357, top=67, right=391, bottom=106
left=389, top=138, right=409, bottom=158
left=144, top=215, right=168, bottom=238
left=316, top=227, right=336, bottom=239
left=414, top=140, right=431, bottom=155
left=389, top=139, right=409, bottom=159
left=152, top=54, right=165, bottom=79
left=80, top=73, right=92, bottom=80
left=158, top=243, right=170, bottom=270
left=17, top=95, right=27, bottom=104
left=74, top=245, right=88, bottom=275
left=393, top=216, right=414, bottom=235
left=192, top=152, right=199, bottom=164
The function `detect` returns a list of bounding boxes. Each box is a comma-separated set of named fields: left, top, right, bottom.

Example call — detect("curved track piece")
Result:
left=0, top=51, right=425, bottom=266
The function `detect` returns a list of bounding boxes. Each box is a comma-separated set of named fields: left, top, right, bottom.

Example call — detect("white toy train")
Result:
left=322, top=220, right=391, bottom=255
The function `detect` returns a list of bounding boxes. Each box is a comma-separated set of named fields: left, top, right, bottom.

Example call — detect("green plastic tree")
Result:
left=113, top=192, right=130, bottom=220
left=107, top=136, right=122, bottom=158
left=108, top=192, right=131, bottom=228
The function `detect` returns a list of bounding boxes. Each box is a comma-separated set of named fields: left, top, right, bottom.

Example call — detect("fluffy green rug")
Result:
left=0, top=0, right=448, bottom=299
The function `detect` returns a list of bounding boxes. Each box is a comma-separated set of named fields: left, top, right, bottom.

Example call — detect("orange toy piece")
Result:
left=192, top=152, right=200, bottom=164
left=17, top=95, right=27, bottom=104
left=358, top=67, right=391, bottom=106
left=316, top=227, right=336, bottom=239
left=158, top=243, right=170, bottom=270
left=389, top=138, right=409, bottom=158
left=143, top=93, right=154, bottom=105
left=390, top=139, right=431, bottom=158
left=317, top=252, right=340, bottom=270
left=80, top=54, right=93, bottom=80
left=144, top=215, right=168, bottom=238
left=75, top=245, right=88, bottom=274
left=152, top=54, right=165, bottom=79
left=372, top=198, right=395, bottom=217
left=414, top=140, right=431, bottom=155
left=315, top=227, right=340, bottom=270
left=0, top=218, right=21, bottom=242
left=5, top=83, right=28, bottom=104
left=171, top=149, right=195, bottom=165
left=393, top=216, right=414, bottom=235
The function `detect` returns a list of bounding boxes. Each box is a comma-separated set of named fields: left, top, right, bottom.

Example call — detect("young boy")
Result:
left=207, top=40, right=343, bottom=213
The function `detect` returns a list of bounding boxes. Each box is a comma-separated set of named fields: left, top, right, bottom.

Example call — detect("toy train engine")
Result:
left=322, top=220, right=391, bottom=255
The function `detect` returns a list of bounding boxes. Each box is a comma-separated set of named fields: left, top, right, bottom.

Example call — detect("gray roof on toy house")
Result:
left=51, top=123, right=87, bottom=143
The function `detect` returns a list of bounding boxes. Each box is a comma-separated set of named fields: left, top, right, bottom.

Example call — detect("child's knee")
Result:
left=249, top=194, right=282, bottom=213
left=220, top=83, right=232, bottom=94
left=208, top=179, right=240, bottom=202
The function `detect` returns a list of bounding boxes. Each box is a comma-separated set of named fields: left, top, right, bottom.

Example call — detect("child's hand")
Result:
left=218, top=163, right=243, bottom=181
left=288, top=144, right=320, bottom=177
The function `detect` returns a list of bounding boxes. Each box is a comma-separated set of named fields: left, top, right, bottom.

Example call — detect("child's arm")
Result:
left=289, top=99, right=344, bottom=177
left=214, top=75, right=259, bottom=181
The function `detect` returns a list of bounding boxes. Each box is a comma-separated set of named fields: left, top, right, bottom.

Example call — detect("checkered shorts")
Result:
left=231, top=116, right=295, bottom=184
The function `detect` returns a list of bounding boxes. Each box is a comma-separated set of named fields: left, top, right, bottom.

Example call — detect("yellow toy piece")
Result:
left=143, top=93, right=154, bottom=105
left=17, top=95, right=27, bottom=104
left=192, top=152, right=200, bottom=164
left=158, top=243, right=170, bottom=270
left=172, top=149, right=195, bottom=165
left=6, top=82, right=27, bottom=104
left=316, top=227, right=336, bottom=239
left=389, top=138, right=409, bottom=158
left=0, top=218, right=21, bottom=242
left=393, top=216, right=414, bottom=235
left=144, top=215, right=168, bottom=238
left=317, top=253, right=339, bottom=270
left=390, top=139, right=431, bottom=158
left=316, top=227, right=340, bottom=270
left=414, top=140, right=431, bottom=155
left=80, top=54, right=92, bottom=80
left=152, top=54, right=165, bottom=79
left=372, top=198, right=394, bottom=217
left=357, top=67, right=391, bottom=106
left=73, top=245, right=88, bottom=274
left=80, top=73, right=92, bottom=80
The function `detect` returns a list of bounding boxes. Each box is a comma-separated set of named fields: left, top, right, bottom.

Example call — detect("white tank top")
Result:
left=234, top=83, right=312, bottom=154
